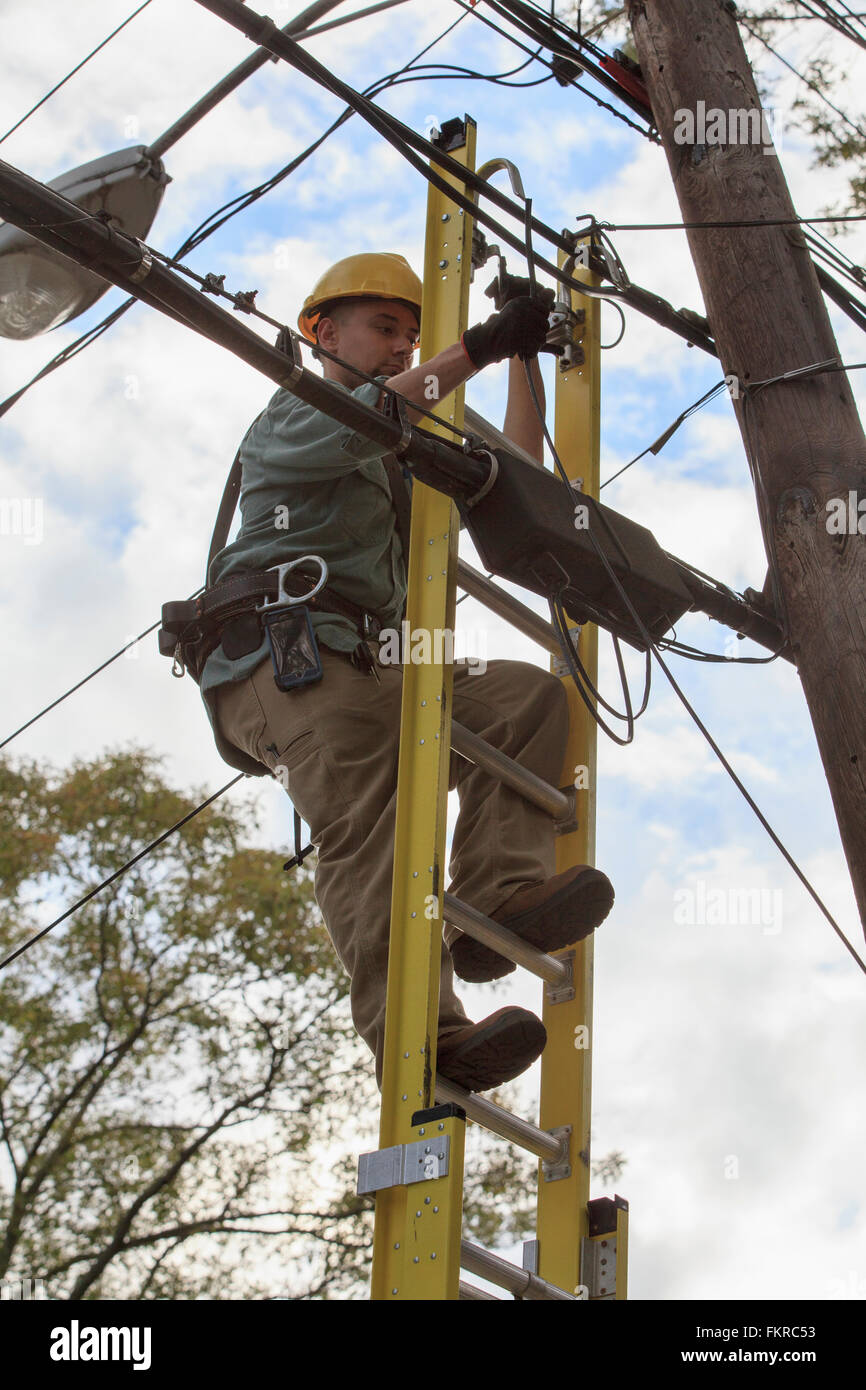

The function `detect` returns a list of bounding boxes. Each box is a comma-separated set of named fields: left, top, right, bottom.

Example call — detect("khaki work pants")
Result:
left=212, top=642, right=570, bottom=1083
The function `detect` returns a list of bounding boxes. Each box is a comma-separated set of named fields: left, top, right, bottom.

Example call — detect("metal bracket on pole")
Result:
left=580, top=1232, right=618, bottom=1300
left=541, top=1125, right=572, bottom=1183
left=544, top=950, right=575, bottom=1004
left=357, top=1135, right=451, bottom=1195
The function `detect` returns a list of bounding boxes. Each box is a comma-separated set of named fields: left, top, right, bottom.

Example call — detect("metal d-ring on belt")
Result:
left=158, top=554, right=385, bottom=682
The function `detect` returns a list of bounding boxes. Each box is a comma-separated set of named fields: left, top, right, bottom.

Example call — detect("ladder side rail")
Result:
left=369, top=121, right=477, bottom=1303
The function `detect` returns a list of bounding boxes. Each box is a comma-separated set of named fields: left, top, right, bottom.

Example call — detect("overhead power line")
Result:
left=0, top=0, right=155, bottom=146
left=519, top=340, right=866, bottom=978
left=0, top=772, right=244, bottom=971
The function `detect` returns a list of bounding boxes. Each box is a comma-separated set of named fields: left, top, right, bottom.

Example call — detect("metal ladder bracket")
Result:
left=553, top=786, right=579, bottom=837
left=580, top=1233, right=618, bottom=1300
left=541, top=1124, right=572, bottom=1183
left=544, top=949, right=575, bottom=1005
left=358, top=1135, right=451, bottom=1196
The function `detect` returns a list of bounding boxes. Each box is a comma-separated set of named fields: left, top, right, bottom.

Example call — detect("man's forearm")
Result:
left=387, top=342, right=476, bottom=422
left=503, top=356, right=545, bottom=463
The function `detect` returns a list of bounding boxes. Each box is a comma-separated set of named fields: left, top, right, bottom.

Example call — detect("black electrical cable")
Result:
left=191, top=2, right=642, bottom=311
left=548, top=591, right=639, bottom=745
left=0, top=23, right=469, bottom=414
left=740, top=15, right=866, bottom=139
left=520, top=331, right=866, bottom=977
left=603, top=212, right=866, bottom=229
left=0, top=6, right=555, bottom=421
left=452, top=0, right=659, bottom=142
left=794, top=0, right=866, bottom=49
left=0, top=772, right=244, bottom=971
left=515, top=191, right=653, bottom=739
left=0, top=0, right=154, bottom=146
left=585, top=505, right=866, bottom=979
left=479, top=0, right=654, bottom=123
left=658, top=634, right=782, bottom=665
left=0, top=593, right=198, bottom=750
left=600, top=381, right=730, bottom=490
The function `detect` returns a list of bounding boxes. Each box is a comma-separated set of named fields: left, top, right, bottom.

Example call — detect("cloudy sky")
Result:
left=1, top=0, right=864, bottom=1302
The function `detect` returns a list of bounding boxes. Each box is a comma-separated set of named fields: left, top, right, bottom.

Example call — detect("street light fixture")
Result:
left=0, top=0, right=408, bottom=341
left=0, top=146, right=168, bottom=338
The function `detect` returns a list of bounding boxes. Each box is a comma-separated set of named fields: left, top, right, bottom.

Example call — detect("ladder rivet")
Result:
left=438, top=1123, right=444, bottom=1131
left=413, top=1257, right=420, bottom=1264
left=431, top=1252, right=437, bottom=1260
left=419, top=1128, right=425, bottom=1135
left=424, top=1197, right=431, bottom=1205
left=404, top=1051, right=409, bottom=1058
left=439, top=259, right=448, bottom=268
left=428, top=538, right=434, bottom=545
left=420, top=738, right=425, bottom=745
left=424, top=1146, right=431, bottom=1153
left=433, top=1206, right=439, bottom=1213
left=416, top=1210, right=422, bottom=1217
left=426, top=575, right=432, bottom=581
left=413, top=870, right=419, bottom=877
left=411, top=911, right=417, bottom=918
left=392, top=1288, right=398, bottom=1295
left=441, top=213, right=450, bottom=222
left=402, top=1094, right=408, bottom=1101
left=421, top=699, right=427, bottom=706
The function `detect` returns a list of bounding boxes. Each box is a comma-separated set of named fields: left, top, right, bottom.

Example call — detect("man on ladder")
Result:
left=200, top=252, right=615, bottom=1092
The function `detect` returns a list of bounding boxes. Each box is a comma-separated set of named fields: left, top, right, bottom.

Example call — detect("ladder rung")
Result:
left=456, top=558, right=560, bottom=655
left=460, top=1239, right=577, bottom=1301
left=443, top=892, right=570, bottom=984
left=451, top=719, right=572, bottom=822
left=459, top=1280, right=500, bottom=1300
left=435, top=1076, right=567, bottom=1164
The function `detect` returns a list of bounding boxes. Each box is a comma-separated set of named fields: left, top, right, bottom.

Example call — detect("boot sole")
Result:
left=502, top=869, right=614, bottom=953
left=437, top=1012, right=547, bottom=1091
left=450, top=870, right=614, bottom=983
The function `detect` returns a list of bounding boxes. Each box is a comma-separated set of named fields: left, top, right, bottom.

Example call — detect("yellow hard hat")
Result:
left=298, top=252, right=422, bottom=342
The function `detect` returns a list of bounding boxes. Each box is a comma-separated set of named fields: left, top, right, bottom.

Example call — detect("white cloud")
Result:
left=1, top=0, right=865, bottom=1305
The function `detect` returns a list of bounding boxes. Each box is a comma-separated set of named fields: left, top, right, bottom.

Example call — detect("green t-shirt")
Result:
left=200, top=376, right=408, bottom=775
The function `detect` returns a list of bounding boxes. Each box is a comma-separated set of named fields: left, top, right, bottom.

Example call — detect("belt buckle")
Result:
left=256, top=554, right=329, bottom=613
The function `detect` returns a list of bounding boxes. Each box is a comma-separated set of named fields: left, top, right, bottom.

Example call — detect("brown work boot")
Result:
left=436, top=1008, right=547, bottom=1092
left=449, top=865, right=614, bottom=983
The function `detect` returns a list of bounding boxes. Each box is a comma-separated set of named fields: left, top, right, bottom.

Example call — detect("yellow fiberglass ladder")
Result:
left=356, top=114, right=628, bottom=1302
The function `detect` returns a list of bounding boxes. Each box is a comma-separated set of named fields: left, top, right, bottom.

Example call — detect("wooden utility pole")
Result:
left=627, top=0, right=866, bottom=936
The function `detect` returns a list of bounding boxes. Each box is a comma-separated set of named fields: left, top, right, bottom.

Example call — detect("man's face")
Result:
left=317, top=298, right=420, bottom=385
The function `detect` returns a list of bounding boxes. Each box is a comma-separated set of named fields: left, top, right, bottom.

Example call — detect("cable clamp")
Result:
left=274, top=326, right=304, bottom=387
left=128, top=238, right=153, bottom=284
left=383, top=390, right=413, bottom=457
left=463, top=448, right=499, bottom=509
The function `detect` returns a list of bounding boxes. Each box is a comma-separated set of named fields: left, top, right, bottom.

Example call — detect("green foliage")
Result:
left=565, top=1, right=866, bottom=214
left=0, top=747, right=374, bottom=1299
left=0, top=746, right=554, bottom=1301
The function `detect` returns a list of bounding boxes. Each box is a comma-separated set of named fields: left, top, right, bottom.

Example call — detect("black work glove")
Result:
left=461, top=295, right=551, bottom=371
